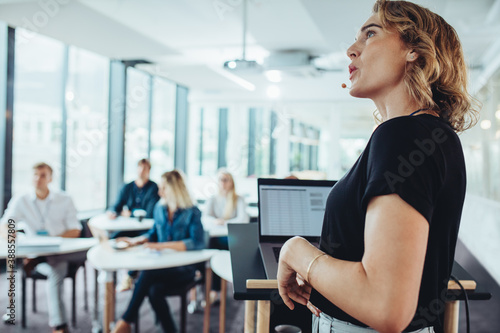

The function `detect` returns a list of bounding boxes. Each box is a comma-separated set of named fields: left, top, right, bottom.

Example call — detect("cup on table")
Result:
left=133, top=209, right=147, bottom=222
left=274, top=325, right=301, bottom=333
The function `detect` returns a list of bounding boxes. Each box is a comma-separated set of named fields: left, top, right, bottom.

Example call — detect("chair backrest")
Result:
left=203, top=230, right=210, bottom=249
left=79, top=219, right=93, bottom=238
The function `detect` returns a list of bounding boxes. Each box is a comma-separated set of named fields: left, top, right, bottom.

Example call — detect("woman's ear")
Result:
left=407, top=51, right=418, bottom=62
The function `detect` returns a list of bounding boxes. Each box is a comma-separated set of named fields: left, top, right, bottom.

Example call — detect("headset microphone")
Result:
left=341, top=83, right=350, bottom=89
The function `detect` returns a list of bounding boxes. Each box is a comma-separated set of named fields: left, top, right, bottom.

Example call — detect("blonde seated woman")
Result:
left=112, top=170, right=205, bottom=333
left=205, top=169, right=249, bottom=301
left=204, top=169, right=250, bottom=226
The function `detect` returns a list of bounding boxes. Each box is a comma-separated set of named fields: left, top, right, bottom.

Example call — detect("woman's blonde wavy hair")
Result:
left=373, top=0, right=480, bottom=132
left=217, top=168, right=239, bottom=220
left=161, top=169, right=194, bottom=209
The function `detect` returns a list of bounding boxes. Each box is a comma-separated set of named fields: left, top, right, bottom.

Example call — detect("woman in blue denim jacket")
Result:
left=112, top=170, right=205, bottom=333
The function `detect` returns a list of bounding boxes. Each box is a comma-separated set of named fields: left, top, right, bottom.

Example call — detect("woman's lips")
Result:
left=349, top=69, right=357, bottom=80
left=348, top=65, right=358, bottom=80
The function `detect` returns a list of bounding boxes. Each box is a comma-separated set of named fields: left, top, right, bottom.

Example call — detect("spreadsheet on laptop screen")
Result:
left=259, top=185, right=331, bottom=236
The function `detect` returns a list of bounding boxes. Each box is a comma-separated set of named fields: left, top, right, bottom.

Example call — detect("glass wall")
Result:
left=339, top=138, right=367, bottom=174
left=65, top=47, right=109, bottom=211
left=289, top=119, right=321, bottom=172
left=226, top=106, right=249, bottom=177
left=187, top=106, right=219, bottom=176
left=124, top=67, right=151, bottom=182
left=12, top=30, right=64, bottom=196
left=187, top=107, right=202, bottom=177
left=252, top=108, right=272, bottom=177
left=5, top=28, right=183, bottom=213
left=461, top=72, right=500, bottom=201
left=150, top=77, right=176, bottom=181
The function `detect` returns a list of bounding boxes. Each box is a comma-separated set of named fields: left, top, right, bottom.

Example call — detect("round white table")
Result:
left=86, top=243, right=219, bottom=333
left=201, top=218, right=229, bottom=238
left=88, top=213, right=154, bottom=232
left=0, top=237, right=97, bottom=258
left=209, top=250, right=233, bottom=333
left=0, top=237, right=97, bottom=328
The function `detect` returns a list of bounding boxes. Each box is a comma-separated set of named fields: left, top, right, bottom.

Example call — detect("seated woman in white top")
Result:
left=204, top=169, right=248, bottom=301
left=205, top=169, right=249, bottom=225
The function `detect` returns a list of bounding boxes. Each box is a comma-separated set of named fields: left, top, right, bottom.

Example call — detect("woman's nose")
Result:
left=346, top=43, right=359, bottom=59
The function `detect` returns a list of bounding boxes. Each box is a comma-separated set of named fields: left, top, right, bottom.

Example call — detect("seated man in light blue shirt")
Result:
left=0, top=162, right=82, bottom=333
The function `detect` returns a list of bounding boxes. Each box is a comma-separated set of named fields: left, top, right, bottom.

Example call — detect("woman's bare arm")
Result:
left=278, top=194, right=429, bottom=333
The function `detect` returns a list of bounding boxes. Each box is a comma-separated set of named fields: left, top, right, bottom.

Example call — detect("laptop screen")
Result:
left=258, top=179, right=336, bottom=238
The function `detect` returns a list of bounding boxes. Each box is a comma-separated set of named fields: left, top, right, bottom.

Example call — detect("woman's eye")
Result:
left=366, top=30, right=375, bottom=39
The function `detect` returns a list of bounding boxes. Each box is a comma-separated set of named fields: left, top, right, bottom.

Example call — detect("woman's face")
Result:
left=159, top=179, right=173, bottom=201
left=218, top=174, right=233, bottom=193
left=346, top=14, right=412, bottom=100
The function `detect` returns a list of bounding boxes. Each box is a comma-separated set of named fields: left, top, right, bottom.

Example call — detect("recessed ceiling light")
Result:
left=480, top=119, right=491, bottom=130
left=265, top=70, right=282, bottom=83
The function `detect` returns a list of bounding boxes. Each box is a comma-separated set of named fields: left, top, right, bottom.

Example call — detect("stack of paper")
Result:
left=17, top=236, right=63, bottom=251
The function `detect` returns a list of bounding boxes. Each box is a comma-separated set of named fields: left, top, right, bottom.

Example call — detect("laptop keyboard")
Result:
left=272, top=246, right=282, bottom=262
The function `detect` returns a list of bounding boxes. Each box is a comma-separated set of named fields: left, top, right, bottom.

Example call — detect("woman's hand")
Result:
left=117, top=236, right=147, bottom=246
left=214, top=218, right=226, bottom=226
left=277, top=237, right=322, bottom=317
left=144, top=242, right=168, bottom=250
left=116, top=237, right=136, bottom=246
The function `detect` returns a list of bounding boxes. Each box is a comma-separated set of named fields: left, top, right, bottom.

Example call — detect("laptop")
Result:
left=257, top=178, right=337, bottom=279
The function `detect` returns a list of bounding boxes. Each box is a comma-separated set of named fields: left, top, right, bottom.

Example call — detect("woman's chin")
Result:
left=348, top=86, right=361, bottom=97
left=348, top=85, right=371, bottom=99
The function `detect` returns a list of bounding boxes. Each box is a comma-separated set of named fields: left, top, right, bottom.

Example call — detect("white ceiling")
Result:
left=0, top=0, right=499, bottom=132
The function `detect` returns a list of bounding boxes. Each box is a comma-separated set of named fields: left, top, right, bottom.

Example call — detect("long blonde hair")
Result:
left=218, top=169, right=238, bottom=220
left=161, top=170, right=194, bottom=209
left=373, top=0, right=480, bottom=132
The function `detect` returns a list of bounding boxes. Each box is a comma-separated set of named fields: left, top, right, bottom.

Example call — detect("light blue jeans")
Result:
left=312, top=313, right=435, bottom=333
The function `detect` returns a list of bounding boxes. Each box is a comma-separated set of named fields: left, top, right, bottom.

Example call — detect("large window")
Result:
left=65, top=47, right=109, bottom=211
left=12, top=30, right=65, bottom=195
left=124, top=67, right=151, bottom=182
left=226, top=106, right=249, bottom=177
left=150, top=77, right=176, bottom=181
left=188, top=107, right=219, bottom=176
left=252, top=108, right=272, bottom=176
left=289, top=120, right=321, bottom=172
left=339, top=138, right=367, bottom=173
left=4, top=28, right=187, bottom=213
left=460, top=76, right=500, bottom=201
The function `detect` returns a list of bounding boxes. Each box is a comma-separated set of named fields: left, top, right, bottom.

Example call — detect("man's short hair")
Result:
left=138, top=158, right=151, bottom=169
left=33, top=162, right=53, bottom=175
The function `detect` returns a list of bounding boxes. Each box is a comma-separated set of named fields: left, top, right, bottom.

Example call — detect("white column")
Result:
left=274, top=106, right=291, bottom=177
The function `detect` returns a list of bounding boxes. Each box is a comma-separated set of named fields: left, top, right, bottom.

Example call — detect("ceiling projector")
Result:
left=223, top=59, right=261, bottom=72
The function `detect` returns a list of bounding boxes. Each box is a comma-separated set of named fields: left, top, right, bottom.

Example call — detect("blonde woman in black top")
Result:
left=277, top=1, right=479, bottom=332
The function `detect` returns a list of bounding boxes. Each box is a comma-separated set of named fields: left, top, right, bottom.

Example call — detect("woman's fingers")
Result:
left=296, top=274, right=312, bottom=293
left=277, top=284, right=295, bottom=310
left=287, top=290, right=309, bottom=306
left=307, top=301, right=322, bottom=317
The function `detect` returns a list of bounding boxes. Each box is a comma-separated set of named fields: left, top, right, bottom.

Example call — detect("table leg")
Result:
left=103, top=272, right=115, bottom=333
left=443, top=300, right=459, bottom=333
left=256, top=300, right=270, bottom=333
left=91, top=268, right=102, bottom=333
left=203, top=265, right=212, bottom=333
left=219, top=278, right=227, bottom=333
left=244, top=300, right=256, bottom=333
left=21, top=266, right=26, bottom=328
